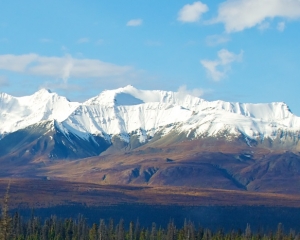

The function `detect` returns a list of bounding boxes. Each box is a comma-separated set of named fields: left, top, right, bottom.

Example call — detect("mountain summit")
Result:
left=1, top=86, right=300, bottom=160
left=1, top=86, right=300, bottom=193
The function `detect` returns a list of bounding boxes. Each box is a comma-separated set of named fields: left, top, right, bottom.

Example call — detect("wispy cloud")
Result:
left=277, top=21, right=286, bottom=31
left=257, top=21, right=270, bottom=31
left=178, top=1, right=208, bottom=23
left=201, top=49, right=243, bottom=81
left=0, top=54, right=136, bottom=88
left=0, top=54, right=38, bottom=72
left=77, top=37, right=89, bottom=44
left=177, top=85, right=204, bottom=98
left=206, top=34, right=230, bottom=46
left=126, top=19, right=143, bottom=27
left=211, top=0, right=300, bottom=32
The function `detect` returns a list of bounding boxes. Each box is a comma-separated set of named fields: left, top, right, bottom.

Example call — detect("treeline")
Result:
left=1, top=183, right=300, bottom=239
left=0, top=212, right=299, bottom=240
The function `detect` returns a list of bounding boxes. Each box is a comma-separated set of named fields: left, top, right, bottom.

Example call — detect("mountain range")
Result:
left=1, top=86, right=300, bottom=194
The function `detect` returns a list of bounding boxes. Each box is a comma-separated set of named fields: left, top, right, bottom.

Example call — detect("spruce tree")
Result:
left=89, top=223, right=98, bottom=240
left=128, top=221, right=134, bottom=240
left=244, top=223, right=252, bottom=240
left=99, top=219, right=107, bottom=240
left=117, top=219, right=124, bottom=240
left=0, top=181, right=12, bottom=240
left=150, top=222, right=157, bottom=240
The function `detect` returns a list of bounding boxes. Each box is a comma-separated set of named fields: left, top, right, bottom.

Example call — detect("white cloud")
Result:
left=0, top=54, right=135, bottom=86
left=177, top=85, right=204, bottom=98
left=201, top=49, right=243, bottom=81
left=126, top=19, right=143, bottom=27
left=201, top=60, right=224, bottom=81
left=257, top=21, right=270, bottom=31
left=277, top=21, right=286, bottom=31
left=77, top=38, right=89, bottom=44
left=206, top=34, right=230, bottom=46
left=213, top=0, right=300, bottom=32
left=178, top=1, right=208, bottom=23
left=40, top=80, right=82, bottom=91
left=0, top=54, right=38, bottom=72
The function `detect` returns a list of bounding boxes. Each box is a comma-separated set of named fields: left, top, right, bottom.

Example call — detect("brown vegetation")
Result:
left=1, top=178, right=300, bottom=209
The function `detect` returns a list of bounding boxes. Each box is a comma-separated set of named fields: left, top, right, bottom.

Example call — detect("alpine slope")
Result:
left=1, top=85, right=300, bottom=150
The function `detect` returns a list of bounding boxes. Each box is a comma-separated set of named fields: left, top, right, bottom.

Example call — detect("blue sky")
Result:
left=0, top=0, right=300, bottom=114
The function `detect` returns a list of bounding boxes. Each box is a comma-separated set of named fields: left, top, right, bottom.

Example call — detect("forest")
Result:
left=0, top=211, right=296, bottom=240
left=1, top=183, right=300, bottom=239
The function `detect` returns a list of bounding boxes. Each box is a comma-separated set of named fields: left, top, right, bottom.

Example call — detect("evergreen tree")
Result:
left=166, top=220, right=176, bottom=240
left=244, top=223, right=252, bottom=240
left=89, top=223, right=98, bottom=240
left=139, top=228, right=146, bottom=240
left=203, top=228, right=212, bottom=240
left=99, top=219, right=107, bottom=240
left=145, top=228, right=150, bottom=240
left=288, top=229, right=296, bottom=240
left=41, top=222, right=49, bottom=240
left=276, top=223, right=284, bottom=240
left=12, top=212, right=22, bottom=239
left=65, top=218, right=74, bottom=240
left=150, top=222, right=157, bottom=240
left=117, top=219, right=125, bottom=240
left=108, top=218, right=115, bottom=240
left=128, top=221, right=134, bottom=240
left=0, top=181, right=12, bottom=240
left=196, top=226, right=204, bottom=240
left=214, top=228, right=224, bottom=240
left=134, top=219, right=140, bottom=240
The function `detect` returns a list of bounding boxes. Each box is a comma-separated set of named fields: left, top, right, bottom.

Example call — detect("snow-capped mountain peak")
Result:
left=84, top=85, right=144, bottom=106
left=84, top=85, right=204, bottom=107
left=36, top=88, right=52, bottom=94
left=0, top=89, right=79, bottom=136
left=1, top=86, right=300, bottom=148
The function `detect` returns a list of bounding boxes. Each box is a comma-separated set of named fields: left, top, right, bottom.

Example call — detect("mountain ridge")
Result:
left=1, top=86, right=299, bottom=146
left=1, top=87, right=300, bottom=193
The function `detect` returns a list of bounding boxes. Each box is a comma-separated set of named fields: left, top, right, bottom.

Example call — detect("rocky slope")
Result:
left=1, top=86, right=300, bottom=193
left=1, top=85, right=300, bottom=160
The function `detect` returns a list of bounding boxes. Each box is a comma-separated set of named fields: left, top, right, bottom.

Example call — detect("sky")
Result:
left=0, top=0, right=300, bottom=114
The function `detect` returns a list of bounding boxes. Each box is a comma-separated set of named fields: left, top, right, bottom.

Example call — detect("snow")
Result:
left=0, top=88, right=79, bottom=135
left=1, top=86, right=300, bottom=143
left=84, top=85, right=204, bottom=107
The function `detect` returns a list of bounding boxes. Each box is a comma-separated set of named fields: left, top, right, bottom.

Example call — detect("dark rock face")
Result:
left=0, top=121, right=110, bottom=160
left=1, top=121, right=300, bottom=194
